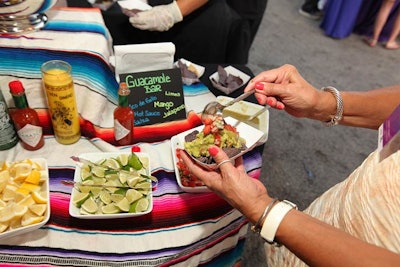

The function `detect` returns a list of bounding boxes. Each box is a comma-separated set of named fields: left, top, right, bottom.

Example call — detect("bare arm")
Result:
left=245, top=64, right=400, bottom=129
left=314, top=86, right=400, bottom=129
left=179, top=146, right=400, bottom=267
left=277, top=210, right=400, bottom=267
left=176, top=0, right=208, bottom=16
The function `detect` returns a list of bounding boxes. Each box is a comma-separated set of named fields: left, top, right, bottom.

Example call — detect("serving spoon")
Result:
left=201, top=89, right=256, bottom=123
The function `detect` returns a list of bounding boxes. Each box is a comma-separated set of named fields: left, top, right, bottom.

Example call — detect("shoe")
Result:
left=299, top=8, right=323, bottom=20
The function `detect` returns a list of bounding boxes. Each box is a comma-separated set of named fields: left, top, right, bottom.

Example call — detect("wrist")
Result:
left=321, top=86, right=343, bottom=126
left=169, top=1, right=183, bottom=22
left=259, top=200, right=297, bottom=246
left=312, top=87, right=342, bottom=123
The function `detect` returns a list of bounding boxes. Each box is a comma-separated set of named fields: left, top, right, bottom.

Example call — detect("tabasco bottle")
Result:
left=114, top=82, right=134, bottom=145
left=9, top=80, right=45, bottom=150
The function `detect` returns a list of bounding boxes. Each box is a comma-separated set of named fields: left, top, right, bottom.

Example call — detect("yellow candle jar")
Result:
left=41, top=60, right=81, bottom=145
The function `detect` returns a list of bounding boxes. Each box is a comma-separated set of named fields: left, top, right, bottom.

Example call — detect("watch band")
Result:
left=321, top=86, right=343, bottom=126
left=260, top=200, right=297, bottom=245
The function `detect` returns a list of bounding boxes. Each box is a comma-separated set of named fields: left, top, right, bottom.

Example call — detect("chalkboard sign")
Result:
left=119, top=68, right=186, bottom=126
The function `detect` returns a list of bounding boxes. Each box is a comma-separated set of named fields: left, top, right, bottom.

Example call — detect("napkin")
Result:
left=112, top=42, right=176, bottom=81
left=117, top=0, right=152, bottom=11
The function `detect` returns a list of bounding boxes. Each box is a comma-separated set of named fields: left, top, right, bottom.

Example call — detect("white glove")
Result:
left=129, top=1, right=183, bottom=32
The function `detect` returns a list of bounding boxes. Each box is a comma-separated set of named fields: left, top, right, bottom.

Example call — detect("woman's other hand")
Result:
left=179, top=145, right=271, bottom=224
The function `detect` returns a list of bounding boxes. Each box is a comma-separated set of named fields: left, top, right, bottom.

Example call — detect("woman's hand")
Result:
left=179, top=145, right=271, bottom=224
left=244, top=64, right=327, bottom=120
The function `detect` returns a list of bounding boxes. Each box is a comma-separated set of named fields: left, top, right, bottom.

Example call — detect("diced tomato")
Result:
left=203, top=118, right=213, bottom=125
left=203, top=125, right=211, bottom=135
left=224, top=124, right=236, bottom=132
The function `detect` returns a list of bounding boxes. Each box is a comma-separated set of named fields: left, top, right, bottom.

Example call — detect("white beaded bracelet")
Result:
left=260, top=200, right=297, bottom=246
left=321, top=86, right=343, bottom=126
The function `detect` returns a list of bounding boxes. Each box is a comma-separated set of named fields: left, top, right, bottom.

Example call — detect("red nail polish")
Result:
left=255, top=83, right=264, bottom=90
left=209, top=146, right=218, bottom=156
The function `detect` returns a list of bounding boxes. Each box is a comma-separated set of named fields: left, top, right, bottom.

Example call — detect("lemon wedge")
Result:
left=31, top=191, right=47, bottom=204
left=29, top=204, right=47, bottom=216
left=21, top=211, right=44, bottom=226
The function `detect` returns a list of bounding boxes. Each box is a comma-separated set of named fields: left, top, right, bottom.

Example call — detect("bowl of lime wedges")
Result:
left=68, top=152, right=154, bottom=219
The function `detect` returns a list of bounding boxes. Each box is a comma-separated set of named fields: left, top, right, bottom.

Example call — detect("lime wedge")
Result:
left=102, top=203, right=120, bottom=214
left=81, top=168, right=92, bottom=181
left=102, top=158, right=121, bottom=170
left=72, top=191, right=90, bottom=207
left=125, top=189, right=143, bottom=203
left=116, top=197, right=130, bottom=212
left=117, top=154, right=129, bottom=167
left=128, top=153, right=143, bottom=170
left=91, top=166, right=106, bottom=178
left=140, top=157, right=149, bottom=169
left=127, top=176, right=141, bottom=188
left=99, top=191, right=112, bottom=204
left=136, top=181, right=152, bottom=195
left=110, top=193, right=124, bottom=203
left=81, top=197, right=98, bottom=214
left=129, top=198, right=149, bottom=213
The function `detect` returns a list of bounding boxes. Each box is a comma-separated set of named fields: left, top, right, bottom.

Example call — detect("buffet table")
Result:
left=0, top=7, right=263, bottom=267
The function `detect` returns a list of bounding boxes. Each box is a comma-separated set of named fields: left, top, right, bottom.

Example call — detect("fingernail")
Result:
left=255, top=82, right=264, bottom=90
left=209, top=146, right=218, bottom=157
left=276, top=102, right=285, bottom=110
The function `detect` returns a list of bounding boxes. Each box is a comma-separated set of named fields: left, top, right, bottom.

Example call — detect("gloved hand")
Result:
left=129, top=1, right=183, bottom=32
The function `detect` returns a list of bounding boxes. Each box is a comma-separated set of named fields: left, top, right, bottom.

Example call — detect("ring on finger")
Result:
left=217, top=159, right=233, bottom=169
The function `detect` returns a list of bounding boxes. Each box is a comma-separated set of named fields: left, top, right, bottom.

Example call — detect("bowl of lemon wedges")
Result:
left=69, top=152, right=153, bottom=219
left=0, top=158, right=50, bottom=240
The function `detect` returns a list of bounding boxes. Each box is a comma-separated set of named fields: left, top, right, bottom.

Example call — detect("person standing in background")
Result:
left=298, top=0, right=323, bottom=20
left=225, top=0, right=268, bottom=64
left=68, top=0, right=267, bottom=64
left=365, top=0, right=400, bottom=49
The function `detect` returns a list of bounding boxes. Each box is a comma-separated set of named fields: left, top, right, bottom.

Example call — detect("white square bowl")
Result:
left=209, top=65, right=251, bottom=94
left=0, top=158, right=50, bottom=240
left=216, top=96, right=269, bottom=145
left=171, top=117, right=264, bottom=192
left=69, top=152, right=153, bottom=219
left=175, top=58, right=205, bottom=85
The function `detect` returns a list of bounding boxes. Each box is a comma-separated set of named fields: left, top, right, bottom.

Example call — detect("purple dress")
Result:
left=320, top=0, right=364, bottom=39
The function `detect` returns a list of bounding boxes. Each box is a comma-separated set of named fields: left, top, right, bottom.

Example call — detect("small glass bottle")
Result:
left=0, top=89, right=19, bottom=150
left=114, top=82, right=134, bottom=145
left=9, top=80, right=45, bottom=151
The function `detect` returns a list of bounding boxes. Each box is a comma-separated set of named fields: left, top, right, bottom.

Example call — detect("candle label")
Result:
left=43, top=80, right=81, bottom=144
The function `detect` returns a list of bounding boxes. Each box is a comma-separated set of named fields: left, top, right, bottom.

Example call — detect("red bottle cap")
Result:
left=9, top=80, right=25, bottom=94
